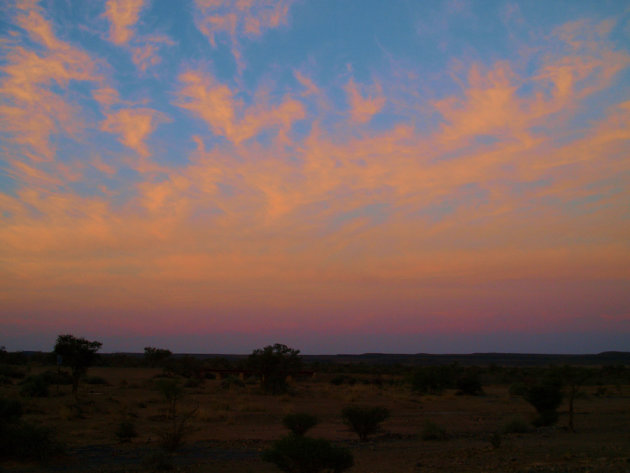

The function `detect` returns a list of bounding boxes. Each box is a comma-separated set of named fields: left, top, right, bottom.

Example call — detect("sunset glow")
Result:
left=1, top=0, right=629, bottom=353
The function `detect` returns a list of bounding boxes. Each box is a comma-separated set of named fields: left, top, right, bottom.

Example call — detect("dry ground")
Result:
left=1, top=366, right=629, bottom=472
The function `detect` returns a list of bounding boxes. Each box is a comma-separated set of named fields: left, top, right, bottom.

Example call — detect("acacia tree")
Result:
left=144, top=346, right=172, bottom=367
left=53, top=334, right=102, bottom=396
left=248, top=344, right=302, bottom=394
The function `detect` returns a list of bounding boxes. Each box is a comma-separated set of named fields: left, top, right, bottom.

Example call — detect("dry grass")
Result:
left=1, top=366, right=629, bottom=472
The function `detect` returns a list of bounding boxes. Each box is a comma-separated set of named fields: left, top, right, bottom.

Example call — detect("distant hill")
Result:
left=14, top=350, right=630, bottom=366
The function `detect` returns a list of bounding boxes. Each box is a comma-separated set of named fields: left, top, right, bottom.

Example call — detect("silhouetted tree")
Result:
left=248, top=344, right=302, bottom=394
left=53, top=334, right=102, bottom=397
left=523, top=381, right=563, bottom=427
left=144, top=346, right=172, bottom=367
left=342, top=405, right=389, bottom=441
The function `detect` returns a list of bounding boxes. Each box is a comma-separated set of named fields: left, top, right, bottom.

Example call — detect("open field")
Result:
left=1, top=363, right=630, bottom=473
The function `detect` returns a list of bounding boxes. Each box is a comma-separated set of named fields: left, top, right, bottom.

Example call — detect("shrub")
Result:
left=411, top=366, right=454, bottom=394
left=523, top=383, right=563, bottom=427
left=330, top=375, right=356, bottom=386
left=0, top=397, right=23, bottom=423
left=20, top=374, right=50, bottom=397
left=54, top=334, right=102, bottom=396
left=85, top=375, right=109, bottom=385
left=115, top=421, right=138, bottom=443
left=455, top=373, right=483, bottom=396
left=283, top=413, right=318, bottom=436
left=509, top=382, right=527, bottom=397
left=142, top=450, right=174, bottom=471
left=490, top=431, right=502, bottom=449
left=154, top=379, right=197, bottom=452
left=502, top=417, right=534, bottom=434
left=248, top=344, right=302, bottom=394
left=0, top=364, right=25, bottom=379
left=40, top=369, right=73, bottom=385
left=0, top=398, right=64, bottom=461
left=262, top=435, right=353, bottom=473
left=184, top=377, right=203, bottom=388
left=421, top=420, right=449, bottom=441
left=341, top=405, right=389, bottom=441
left=221, top=375, right=245, bottom=390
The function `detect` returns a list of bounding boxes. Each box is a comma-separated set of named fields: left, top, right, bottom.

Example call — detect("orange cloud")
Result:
left=194, top=0, right=294, bottom=70
left=103, top=0, right=146, bottom=45
left=0, top=1, right=101, bottom=175
left=130, top=35, right=176, bottom=72
left=101, top=108, right=169, bottom=157
left=344, top=78, right=386, bottom=124
left=176, top=70, right=305, bottom=144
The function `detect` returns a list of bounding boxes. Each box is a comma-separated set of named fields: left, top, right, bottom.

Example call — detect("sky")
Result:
left=1, top=0, right=629, bottom=354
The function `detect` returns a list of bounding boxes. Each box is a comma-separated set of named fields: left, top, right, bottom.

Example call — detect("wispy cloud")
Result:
left=103, top=0, right=146, bottom=45
left=194, top=0, right=294, bottom=71
left=1, top=1, right=628, bottom=351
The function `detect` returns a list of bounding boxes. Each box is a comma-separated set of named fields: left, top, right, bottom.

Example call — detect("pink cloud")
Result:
left=344, top=78, right=386, bottom=124
left=102, top=0, right=146, bottom=45
left=176, top=70, right=305, bottom=144
left=101, top=108, right=169, bottom=157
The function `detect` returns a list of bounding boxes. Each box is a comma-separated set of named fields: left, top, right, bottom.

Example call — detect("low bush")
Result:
left=221, top=375, right=245, bottom=390
left=115, top=420, right=138, bottom=443
left=283, top=412, right=318, bottom=436
left=421, top=420, right=449, bottom=441
left=509, top=382, right=527, bottom=396
left=85, top=375, right=109, bottom=385
left=0, top=397, right=23, bottom=422
left=455, top=373, right=483, bottom=395
left=523, top=383, right=563, bottom=427
left=490, top=431, right=501, bottom=449
left=184, top=377, right=204, bottom=388
left=262, top=435, right=353, bottom=473
left=0, top=397, right=64, bottom=461
left=20, top=374, right=50, bottom=397
left=502, top=417, right=534, bottom=434
left=142, top=450, right=174, bottom=471
left=0, top=364, right=25, bottom=379
left=330, top=375, right=356, bottom=386
left=411, top=366, right=455, bottom=394
left=40, top=370, right=73, bottom=385
left=342, top=405, right=389, bottom=442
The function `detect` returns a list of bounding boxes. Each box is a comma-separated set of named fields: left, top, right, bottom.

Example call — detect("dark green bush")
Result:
left=184, top=377, right=204, bottom=388
left=85, top=375, right=109, bottom=385
left=39, top=370, right=73, bottom=385
left=283, top=412, right=318, bottom=436
left=0, top=364, right=25, bottom=379
left=411, top=366, right=455, bottom=394
left=142, top=450, right=174, bottom=471
left=115, top=420, right=138, bottom=443
left=455, top=373, right=483, bottom=395
left=0, top=397, right=23, bottom=423
left=221, top=375, right=245, bottom=390
left=0, top=399, right=64, bottom=462
left=262, top=435, right=353, bottom=473
left=330, top=375, right=356, bottom=386
left=509, top=382, right=527, bottom=396
left=421, top=420, right=449, bottom=441
left=523, top=383, right=563, bottom=427
left=20, top=374, right=50, bottom=397
left=341, top=405, right=389, bottom=441
left=502, top=417, right=534, bottom=434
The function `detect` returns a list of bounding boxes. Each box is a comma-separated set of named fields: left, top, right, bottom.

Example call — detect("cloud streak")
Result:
left=1, top=1, right=628, bottom=352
